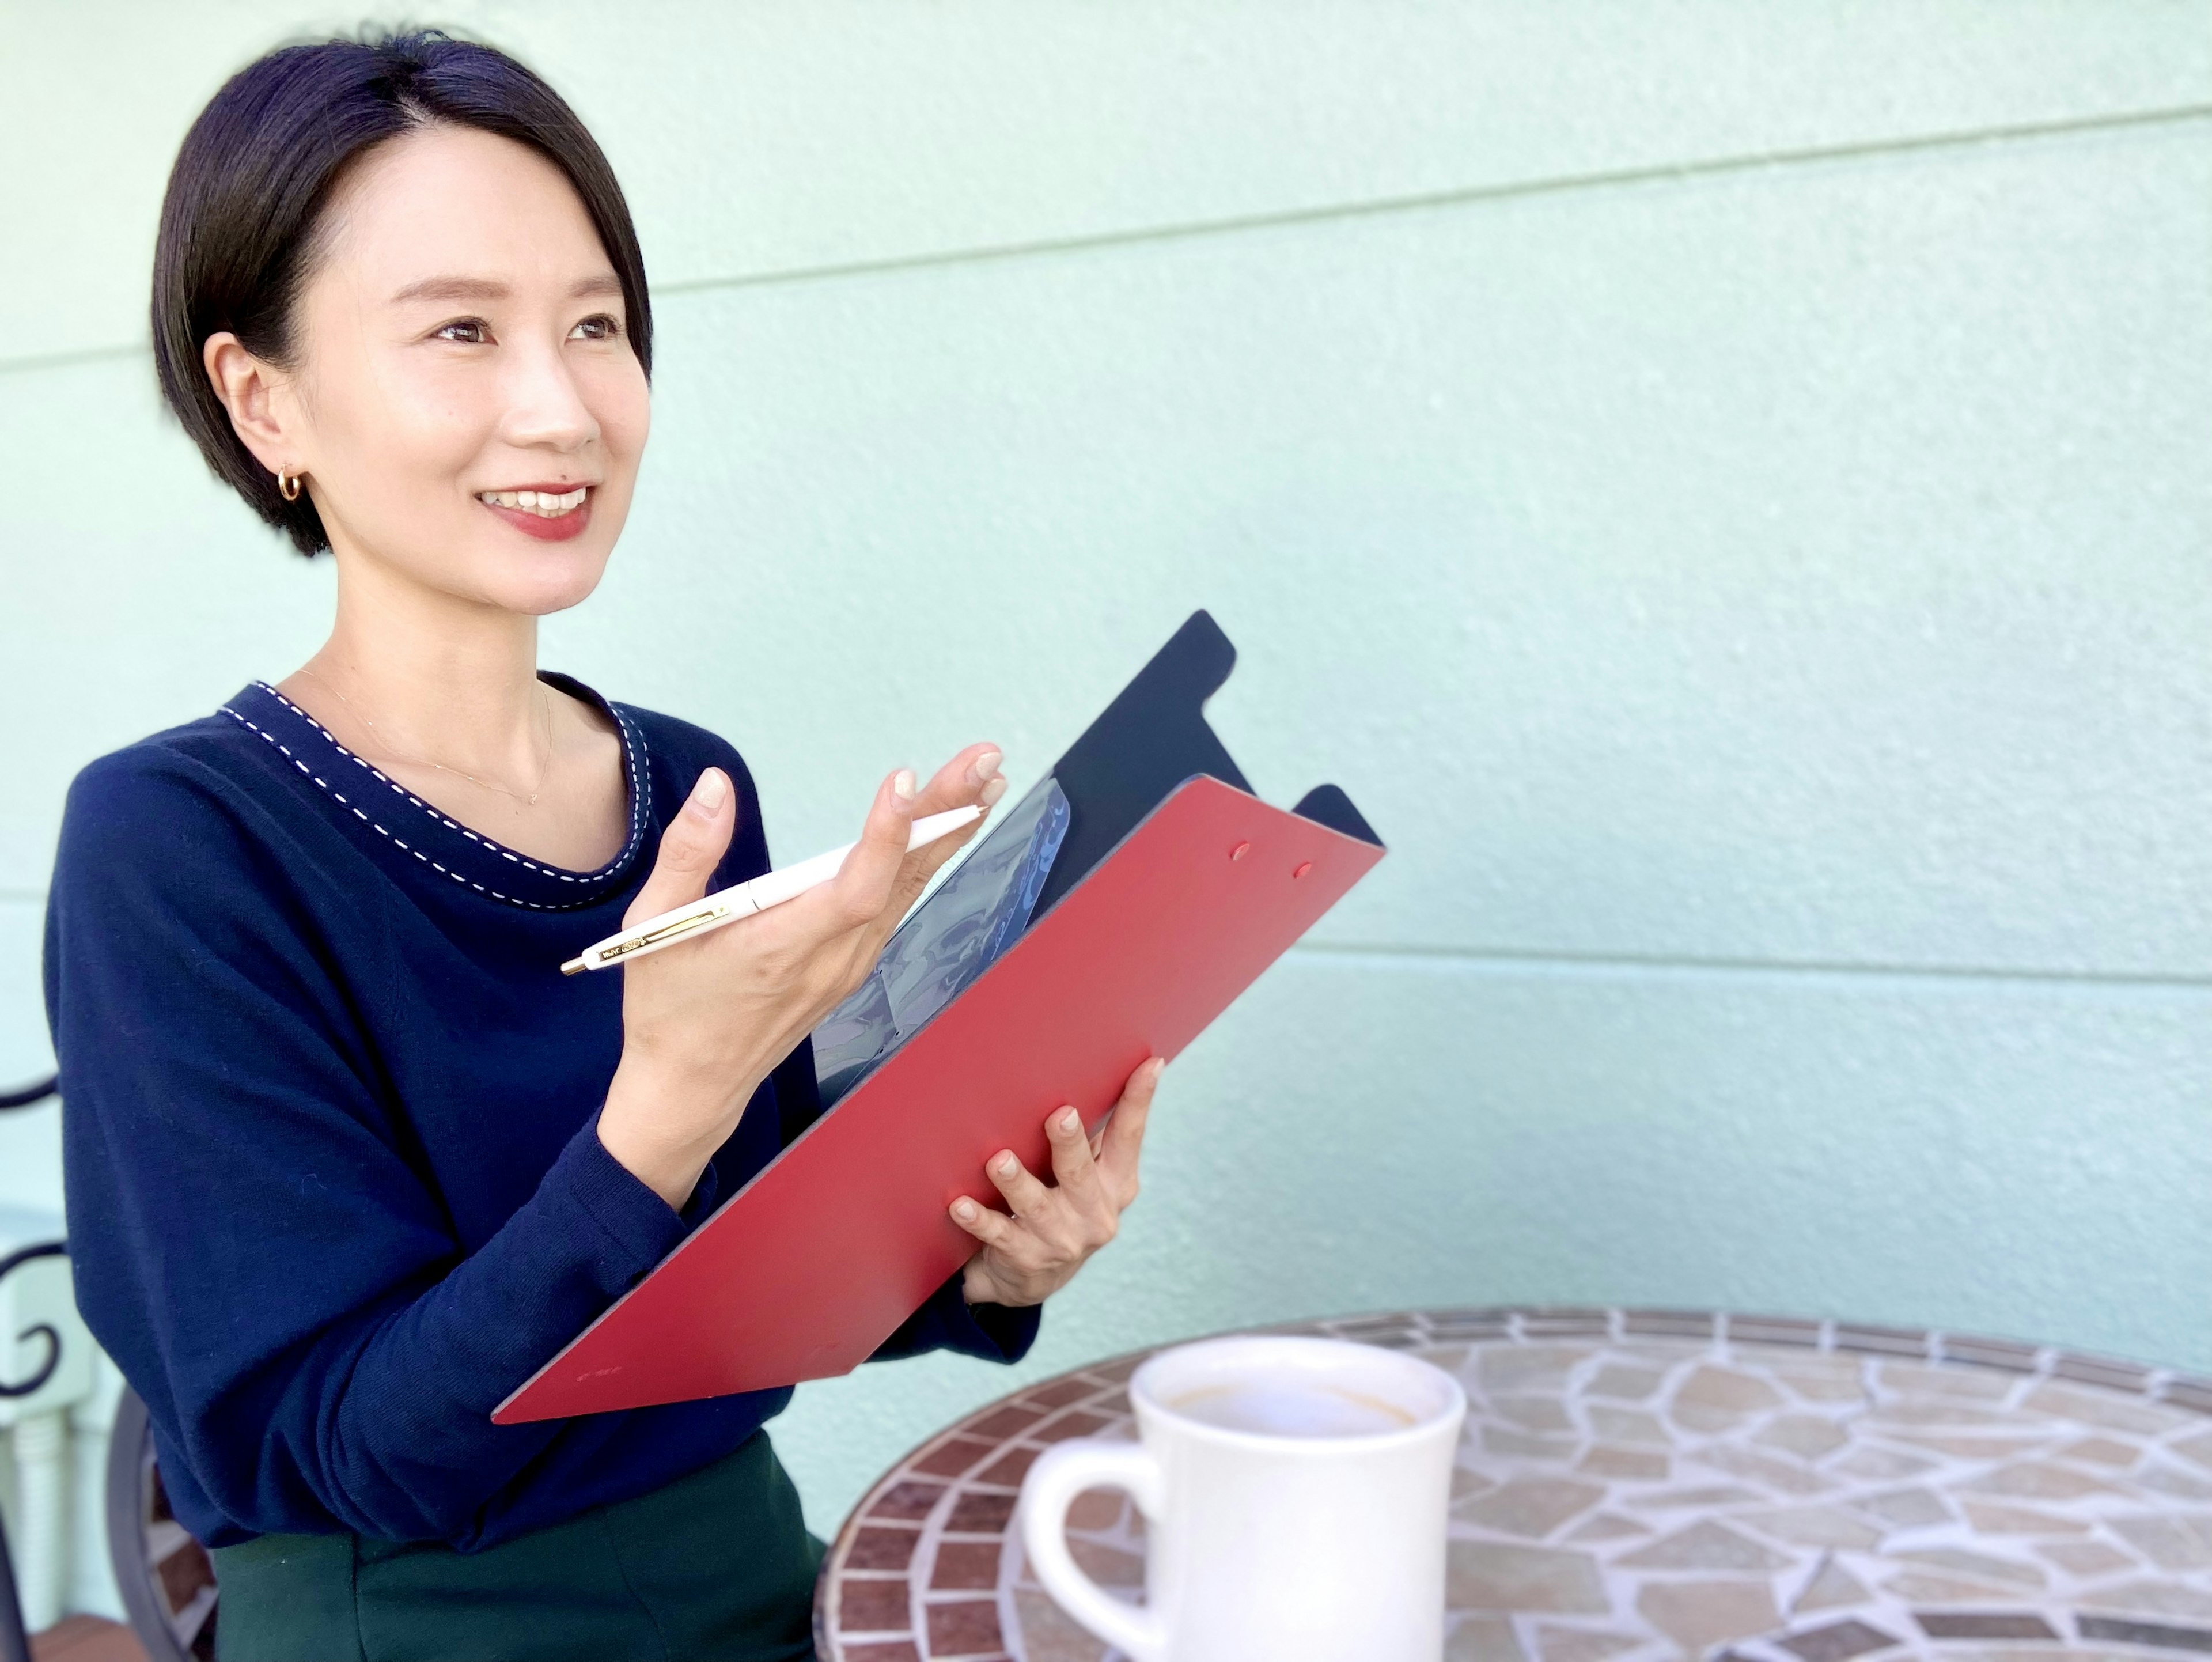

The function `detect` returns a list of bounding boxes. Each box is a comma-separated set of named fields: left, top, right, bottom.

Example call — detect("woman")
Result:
left=46, top=30, right=1153, bottom=1661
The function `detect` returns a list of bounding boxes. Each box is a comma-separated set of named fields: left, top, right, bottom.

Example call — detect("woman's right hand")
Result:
left=597, top=747, right=1005, bottom=1207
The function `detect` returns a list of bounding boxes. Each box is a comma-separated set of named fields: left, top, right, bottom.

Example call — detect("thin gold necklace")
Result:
left=298, top=664, right=553, bottom=807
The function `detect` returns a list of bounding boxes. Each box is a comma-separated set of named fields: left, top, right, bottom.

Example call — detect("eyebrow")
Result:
left=389, top=274, right=625, bottom=305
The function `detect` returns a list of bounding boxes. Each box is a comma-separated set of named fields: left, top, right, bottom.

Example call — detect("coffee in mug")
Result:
left=1018, top=1334, right=1467, bottom=1661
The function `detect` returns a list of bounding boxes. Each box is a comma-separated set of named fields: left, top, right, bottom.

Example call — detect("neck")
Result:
left=305, top=550, right=546, bottom=774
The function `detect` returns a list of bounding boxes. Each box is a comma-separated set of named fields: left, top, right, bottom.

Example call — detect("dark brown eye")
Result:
left=570, top=314, right=621, bottom=342
left=435, top=318, right=491, bottom=344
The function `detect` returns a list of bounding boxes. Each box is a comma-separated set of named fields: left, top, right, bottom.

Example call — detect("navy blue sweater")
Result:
left=45, top=677, right=1036, bottom=1551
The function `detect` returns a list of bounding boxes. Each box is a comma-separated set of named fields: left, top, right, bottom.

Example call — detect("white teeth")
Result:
left=478, top=487, right=589, bottom=516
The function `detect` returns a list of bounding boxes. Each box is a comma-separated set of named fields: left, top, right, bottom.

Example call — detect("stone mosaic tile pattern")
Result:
left=813, top=1309, right=2212, bottom=1661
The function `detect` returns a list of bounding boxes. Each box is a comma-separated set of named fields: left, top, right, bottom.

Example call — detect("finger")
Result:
left=948, top=1195, right=1018, bottom=1248
left=912, top=744, right=1005, bottom=816
left=817, top=768, right=919, bottom=930
left=1043, top=1106, right=1101, bottom=1196
left=885, top=745, right=1005, bottom=911
left=984, top=1148, right=1055, bottom=1219
left=1100, top=1058, right=1164, bottom=1183
left=625, top=767, right=737, bottom=925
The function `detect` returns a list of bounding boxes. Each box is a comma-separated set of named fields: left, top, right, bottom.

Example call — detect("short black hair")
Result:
left=151, top=29, right=652, bottom=556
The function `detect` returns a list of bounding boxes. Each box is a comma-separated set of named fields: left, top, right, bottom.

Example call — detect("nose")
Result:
left=500, top=335, right=599, bottom=455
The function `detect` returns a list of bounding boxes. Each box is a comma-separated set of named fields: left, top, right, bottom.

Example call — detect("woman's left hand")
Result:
left=949, top=1057, right=1162, bottom=1308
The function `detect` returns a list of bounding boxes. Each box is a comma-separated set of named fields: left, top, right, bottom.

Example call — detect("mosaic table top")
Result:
left=814, top=1307, right=2212, bottom=1661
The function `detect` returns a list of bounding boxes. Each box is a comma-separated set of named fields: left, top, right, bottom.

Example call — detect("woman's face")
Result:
left=268, top=124, right=650, bottom=614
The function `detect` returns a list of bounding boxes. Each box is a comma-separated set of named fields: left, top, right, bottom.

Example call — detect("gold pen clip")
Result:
left=559, top=900, right=733, bottom=977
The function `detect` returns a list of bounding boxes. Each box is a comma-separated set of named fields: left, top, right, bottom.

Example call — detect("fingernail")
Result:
left=689, top=768, right=729, bottom=817
left=994, top=1153, right=1017, bottom=1175
left=971, top=748, right=1003, bottom=783
left=953, top=1199, right=978, bottom=1222
left=979, top=776, right=1007, bottom=807
left=1056, top=1108, right=1080, bottom=1134
left=892, top=768, right=917, bottom=801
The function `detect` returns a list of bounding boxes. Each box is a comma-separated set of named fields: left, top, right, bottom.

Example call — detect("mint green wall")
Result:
left=3, top=4, right=2208, bottom=1535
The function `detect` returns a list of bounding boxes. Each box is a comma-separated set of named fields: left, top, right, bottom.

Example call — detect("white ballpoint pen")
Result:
left=560, top=804, right=984, bottom=976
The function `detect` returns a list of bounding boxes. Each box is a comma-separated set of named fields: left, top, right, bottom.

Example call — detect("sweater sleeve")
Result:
left=48, top=753, right=690, bottom=1542
left=874, top=1276, right=1041, bottom=1364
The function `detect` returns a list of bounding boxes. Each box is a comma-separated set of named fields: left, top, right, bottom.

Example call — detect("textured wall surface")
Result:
left=2, top=2, right=2207, bottom=1542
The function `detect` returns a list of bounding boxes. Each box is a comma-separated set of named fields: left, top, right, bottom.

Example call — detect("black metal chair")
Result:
left=0, top=1074, right=58, bottom=1662
left=0, top=1080, right=56, bottom=1662
left=104, top=1389, right=216, bottom=1662
left=0, top=1073, right=219, bottom=1661
left=0, top=1075, right=55, bottom=1114
left=0, top=1509, right=31, bottom=1662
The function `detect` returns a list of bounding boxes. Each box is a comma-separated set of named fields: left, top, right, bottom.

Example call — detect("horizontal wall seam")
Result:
left=5, top=887, right=2203, bottom=993
left=4, top=100, right=2206, bottom=380
left=0, top=341, right=146, bottom=377
left=649, top=100, right=2212, bottom=297
left=1294, top=939, right=2212, bottom=995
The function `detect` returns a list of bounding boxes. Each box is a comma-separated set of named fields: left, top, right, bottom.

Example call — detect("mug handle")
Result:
left=1018, top=1438, right=1168, bottom=1661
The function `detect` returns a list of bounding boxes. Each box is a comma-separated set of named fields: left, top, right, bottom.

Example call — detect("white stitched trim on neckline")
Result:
left=219, top=685, right=654, bottom=913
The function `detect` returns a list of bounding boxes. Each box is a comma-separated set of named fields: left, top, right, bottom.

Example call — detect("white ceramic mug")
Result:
left=1018, top=1335, right=1467, bottom=1662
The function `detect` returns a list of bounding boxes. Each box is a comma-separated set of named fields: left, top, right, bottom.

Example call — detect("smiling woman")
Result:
left=151, top=36, right=661, bottom=867
left=50, top=29, right=1156, bottom=1662
left=152, top=39, right=652, bottom=560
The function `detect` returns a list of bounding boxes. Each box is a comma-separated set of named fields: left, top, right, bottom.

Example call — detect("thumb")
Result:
left=627, top=767, right=736, bottom=925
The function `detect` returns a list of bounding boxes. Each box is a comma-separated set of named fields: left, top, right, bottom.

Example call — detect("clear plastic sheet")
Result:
left=812, top=777, right=1071, bottom=1108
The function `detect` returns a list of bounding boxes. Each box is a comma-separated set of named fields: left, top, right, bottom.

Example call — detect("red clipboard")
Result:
left=495, top=618, right=1384, bottom=1422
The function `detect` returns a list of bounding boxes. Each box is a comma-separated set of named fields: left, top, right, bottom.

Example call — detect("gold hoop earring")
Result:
left=277, top=471, right=302, bottom=502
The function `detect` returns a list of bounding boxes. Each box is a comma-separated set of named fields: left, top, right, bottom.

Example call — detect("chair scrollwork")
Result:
left=0, top=1078, right=56, bottom=1112
left=0, top=1244, right=67, bottom=1400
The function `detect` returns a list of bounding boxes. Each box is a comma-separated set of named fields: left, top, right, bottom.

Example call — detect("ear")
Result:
left=202, top=332, right=302, bottom=478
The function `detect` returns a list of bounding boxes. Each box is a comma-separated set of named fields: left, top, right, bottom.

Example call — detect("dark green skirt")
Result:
left=210, top=1431, right=823, bottom=1662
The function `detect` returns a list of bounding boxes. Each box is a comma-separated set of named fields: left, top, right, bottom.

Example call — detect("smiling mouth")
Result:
left=478, top=486, right=589, bottom=518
